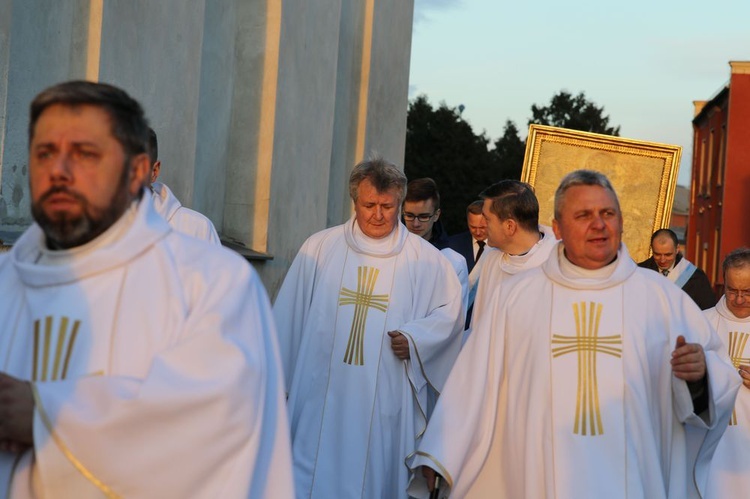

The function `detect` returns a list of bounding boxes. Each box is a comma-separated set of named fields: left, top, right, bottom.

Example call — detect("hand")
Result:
left=671, top=335, right=706, bottom=382
left=739, top=364, right=750, bottom=390
left=0, top=373, right=34, bottom=447
left=388, top=331, right=410, bottom=360
left=421, top=466, right=437, bottom=492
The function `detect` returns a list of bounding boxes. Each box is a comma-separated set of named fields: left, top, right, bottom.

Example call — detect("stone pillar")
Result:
left=0, top=0, right=416, bottom=298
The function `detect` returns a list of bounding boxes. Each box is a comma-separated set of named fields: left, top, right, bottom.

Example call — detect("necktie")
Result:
left=661, top=269, right=669, bottom=277
left=476, top=240, right=485, bottom=263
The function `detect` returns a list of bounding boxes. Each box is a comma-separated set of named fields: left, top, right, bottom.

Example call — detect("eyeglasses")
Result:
left=403, top=212, right=435, bottom=222
left=726, top=288, right=750, bottom=299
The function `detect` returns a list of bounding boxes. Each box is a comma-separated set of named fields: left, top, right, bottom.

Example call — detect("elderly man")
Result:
left=639, top=228, right=716, bottom=310
left=408, top=169, right=739, bottom=499
left=274, top=158, right=464, bottom=498
left=147, top=128, right=220, bottom=244
left=0, top=81, right=293, bottom=497
left=468, top=180, right=557, bottom=328
left=703, top=248, right=750, bottom=498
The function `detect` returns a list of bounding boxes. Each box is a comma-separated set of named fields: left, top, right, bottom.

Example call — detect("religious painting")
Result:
left=521, top=124, right=682, bottom=263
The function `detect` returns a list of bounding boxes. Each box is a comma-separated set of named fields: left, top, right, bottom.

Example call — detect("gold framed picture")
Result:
left=521, top=124, right=682, bottom=263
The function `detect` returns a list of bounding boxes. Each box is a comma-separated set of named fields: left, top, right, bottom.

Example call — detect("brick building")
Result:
left=689, top=61, right=750, bottom=291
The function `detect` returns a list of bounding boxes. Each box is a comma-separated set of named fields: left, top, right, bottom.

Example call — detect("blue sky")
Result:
left=410, top=0, right=750, bottom=186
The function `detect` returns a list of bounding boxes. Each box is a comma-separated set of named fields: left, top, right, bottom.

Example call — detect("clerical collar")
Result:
left=350, top=218, right=400, bottom=254
left=34, top=200, right=140, bottom=266
left=509, top=230, right=545, bottom=257
left=558, top=245, right=618, bottom=279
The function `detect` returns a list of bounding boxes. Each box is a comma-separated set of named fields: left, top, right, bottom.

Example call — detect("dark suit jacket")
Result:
left=637, top=254, right=717, bottom=310
left=448, top=231, right=478, bottom=273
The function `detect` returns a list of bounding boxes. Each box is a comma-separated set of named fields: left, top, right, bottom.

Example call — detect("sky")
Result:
left=410, top=0, right=750, bottom=186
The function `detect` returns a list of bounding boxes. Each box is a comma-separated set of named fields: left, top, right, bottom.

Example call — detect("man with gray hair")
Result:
left=409, top=169, right=739, bottom=498
left=274, top=158, right=464, bottom=498
left=702, top=247, right=750, bottom=497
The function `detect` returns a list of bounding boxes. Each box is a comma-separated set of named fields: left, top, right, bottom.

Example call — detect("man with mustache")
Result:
left=0, top=81, right=293, bottom=498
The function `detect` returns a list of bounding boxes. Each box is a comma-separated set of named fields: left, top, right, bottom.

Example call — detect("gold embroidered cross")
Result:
left=551, top=301, right=622, bottom=436
left=338, top=266, right=389, bottom=365
left=728, top=331, right=750, bottom=426
left=33, top=316, right=81, bottom=381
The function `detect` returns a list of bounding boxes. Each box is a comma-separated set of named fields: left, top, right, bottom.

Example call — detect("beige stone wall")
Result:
left=0, top=0, right=415, bottom=298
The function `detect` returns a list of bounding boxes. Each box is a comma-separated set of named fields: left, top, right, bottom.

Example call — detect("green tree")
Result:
left=529, top=91, right=621, bottom=135
left=491, top=120, right=526, bottom=180
left=404, top=95, right=498, bottom=234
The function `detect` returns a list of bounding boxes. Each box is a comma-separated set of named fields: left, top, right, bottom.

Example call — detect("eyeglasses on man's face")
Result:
left=726, top=287, right=750, bottom=300
left=403, top=212, right=435, bottom=222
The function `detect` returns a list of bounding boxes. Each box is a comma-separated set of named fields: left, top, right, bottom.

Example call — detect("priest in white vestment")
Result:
left=0, top=81, right=293, bottom=498
left=274, top=159, right=464, bottom=498
left=408, top=170, right=740, bottom=499
left=466, top=180, right=557, bottom=337
left=147, top=128, right=220, bottom=245
left=703, top=248, right=750, bottom=498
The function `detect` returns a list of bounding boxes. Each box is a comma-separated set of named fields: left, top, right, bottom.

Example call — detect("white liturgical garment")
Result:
left=0, top=192, right=293, bottom=498
left=274, top=217, right=464, bottom=498
left=703, top=297, right=750, bottom=498
left=151, top=181, right=220, bottom=245
left=408, top=243, right=740, bottom=499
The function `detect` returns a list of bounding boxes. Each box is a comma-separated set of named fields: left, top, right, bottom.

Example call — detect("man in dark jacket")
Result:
left=638, top=228, right=716, bottom=310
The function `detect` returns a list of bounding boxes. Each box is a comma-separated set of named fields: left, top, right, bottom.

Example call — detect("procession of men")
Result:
left=0, top=80, right=747, bottom=499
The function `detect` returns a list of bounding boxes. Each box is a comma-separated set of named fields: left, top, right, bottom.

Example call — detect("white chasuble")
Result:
left=704, top=298, right=750, bottom=498
left=274, top=217, right=464, bottom=499
left=0, top=194, right=294, bottom=499
left=408, top=243, right=740, bottom=499
left=314, top=253, right=397, bottom=496
left=550, top=288, right=626, bottom=499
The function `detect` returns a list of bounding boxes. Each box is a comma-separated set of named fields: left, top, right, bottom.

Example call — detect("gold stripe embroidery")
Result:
left=552, top=302, right=622, bottom=436
left=52, top=317, right=69, bottom=381
left=728, top=331, right=750, bottom=426
left=31, top=385, right=119, bottom=497
left=62, top=320, right=80, bottom=380
left=339, top=266, right=389, bottom=365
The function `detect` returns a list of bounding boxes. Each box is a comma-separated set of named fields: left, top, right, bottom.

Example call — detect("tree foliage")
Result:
left=529, top=91, right=620, bottom=136
left=404, top=96, right=499, bottom=234
left=404, top=91, right=620, bottom=234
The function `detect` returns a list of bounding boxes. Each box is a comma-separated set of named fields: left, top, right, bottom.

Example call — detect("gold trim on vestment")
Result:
left=409, top=451, right=454, bottom=490
left=339, top=266, right=390, bottom=365
left=552, top=301, right=622, bottom=436
left=31, top=385, right=120, bottom=498
left=728, top=331, right=750, bottom=426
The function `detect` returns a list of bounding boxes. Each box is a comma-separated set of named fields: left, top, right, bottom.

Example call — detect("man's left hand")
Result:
left=0, top=373, right=34, bottom=448
left=388, top=331, right=410, bottom=360
left=671, top=335, right=706, bottom=382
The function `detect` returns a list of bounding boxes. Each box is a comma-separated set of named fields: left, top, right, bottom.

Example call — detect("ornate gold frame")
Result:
left=521, top=124, right=682, bottom=263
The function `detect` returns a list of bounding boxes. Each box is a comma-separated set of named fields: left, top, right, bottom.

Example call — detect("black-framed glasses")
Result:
left=403, top=212, right=435, bottom=222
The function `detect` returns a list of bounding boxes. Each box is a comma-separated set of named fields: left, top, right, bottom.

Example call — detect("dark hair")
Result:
left=29, top=80, right=149, bottom=159
left=723, top=247, right=750, bottom=276
left=349, top=157, right=407, bottom=204
left=651, top=228, right=678, bottom=248
left=466, top=200, right=484, bottom=216
left=554, top=169, right=620, bottom=220
left=148, top=127, right=158, bottom=164
left=404, top=178, right=440, bottom=209
left=479, top=180, right=539, bottom=232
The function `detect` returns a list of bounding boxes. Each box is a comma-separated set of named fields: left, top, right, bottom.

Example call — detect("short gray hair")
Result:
left=349, top=157, right=407, bottom=204
left=554, top=169, right=620, bottom=220
left=723, top=247, right=750, bottom=276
